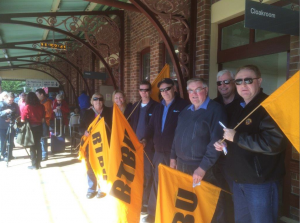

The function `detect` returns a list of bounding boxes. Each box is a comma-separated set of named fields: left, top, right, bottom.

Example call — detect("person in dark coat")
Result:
left=129, top=80, right=159, bottom=214
left=141, top=78, right=189, bottom=223
left=214, top=65, right=288, bottom=223
left=81, top=93, right=112, bottom=199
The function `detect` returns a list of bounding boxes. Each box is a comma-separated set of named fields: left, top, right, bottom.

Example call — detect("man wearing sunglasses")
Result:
left=142, top=78, right=189, bottom=223
left=214, top=65, right=287, bottom=223
left=129, top=80, right=159, bottom=215
left=170, top=78, right=228, bottom=223
left=214, top=70, right=242, bottom=116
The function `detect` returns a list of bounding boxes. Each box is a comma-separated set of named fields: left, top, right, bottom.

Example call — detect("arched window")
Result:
left=140, top=47, right=150, bottom=81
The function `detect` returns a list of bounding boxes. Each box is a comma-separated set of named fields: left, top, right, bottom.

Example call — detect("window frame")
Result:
left=140, top=47, right=151, bottom=81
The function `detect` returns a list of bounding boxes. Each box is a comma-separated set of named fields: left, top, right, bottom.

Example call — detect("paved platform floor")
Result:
left=0, top=144, right=146, bottom=223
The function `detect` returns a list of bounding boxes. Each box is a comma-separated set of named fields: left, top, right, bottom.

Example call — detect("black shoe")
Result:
left=97, top=191, right=106, bottom=199
left=28, top=166, right=38, bottom=170
left=86, top=192, right=97, bottom=199
left=142, top=215, right=155, bottom=223
left=141, top=206, right=148, bottom=214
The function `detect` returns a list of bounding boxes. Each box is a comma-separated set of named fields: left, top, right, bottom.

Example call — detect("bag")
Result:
left=14, top=119, right=35, bottom=147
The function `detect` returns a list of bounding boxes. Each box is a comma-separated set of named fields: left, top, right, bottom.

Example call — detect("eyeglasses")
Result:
left=139, top=89, right=150, bottom=92
left=187, top=87, right=206, bottom=94
left=235, top=78, right=260, bottom=85
left=216, top=79, right=233, bottom=86
left=159, top=86, right=172, bottom=92
left=93, top=97, right=104, bottom=101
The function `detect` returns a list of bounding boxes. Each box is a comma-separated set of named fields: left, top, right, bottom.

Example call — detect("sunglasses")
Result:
left=159, top=86, right=172, bottom=92
left=216, top=79, right=233, bottom=86
left=235, top=78, right=260, bottom=85
left=93, top=97, right=104, bottom=101
left=187, top=87, right=206, bottom=94
left=139, top=89, right=150, bottom=92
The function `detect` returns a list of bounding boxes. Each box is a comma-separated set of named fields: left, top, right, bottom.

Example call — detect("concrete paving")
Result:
left=0, top=144, right=146, bottom=223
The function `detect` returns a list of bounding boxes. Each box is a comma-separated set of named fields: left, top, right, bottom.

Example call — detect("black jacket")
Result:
left=0, top=101, right=20, bottom=129
left=225, top=91, right=287, bottom=184
left=144, top=95, right=190, bottom=153
left=129, top=98, right=159, bottom=152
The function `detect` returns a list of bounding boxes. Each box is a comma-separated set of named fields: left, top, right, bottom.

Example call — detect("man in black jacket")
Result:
left=214, top=65, right=287, bottom=223
left=129, top=80, right=159, bottom=214
left=142, top=78, right=189, bottom=223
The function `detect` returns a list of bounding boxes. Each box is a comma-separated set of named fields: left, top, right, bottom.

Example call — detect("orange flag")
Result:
left=150, top=64, right=170, bottom=102
left=78, top=114, right=101, bottom=160
left=261, top=71, right=299, bottom=152
left=88, top=117, right=110, bottom=186
left=107, top=103, right=144, bottom=223
left=155, top=164, right=221, bottom=223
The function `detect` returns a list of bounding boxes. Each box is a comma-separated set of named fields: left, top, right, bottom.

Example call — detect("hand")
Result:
left=193, top=167, right=206, bottom=184
left=223, top=129, right=236, bottom=142
left=140, top=139, right=147, bottom=148
left=214, top=140, right=227, bottom=152
left=5, top=119, right=11, bottom=123
left=170, top=159, right=177, bottom=169
left=5, top=109, right=12, bottom=114
left=53, top=109, right=57, bottom=112
left=84, top=130, right=90, bottom=137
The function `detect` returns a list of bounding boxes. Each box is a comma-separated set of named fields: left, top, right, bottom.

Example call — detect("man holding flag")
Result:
left=214, top=65, right=288, bottom=223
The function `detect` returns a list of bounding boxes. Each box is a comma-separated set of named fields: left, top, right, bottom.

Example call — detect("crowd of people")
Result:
left=0, top=64, right=287, bottom=223
left=79, top=65, right=287, bottom=223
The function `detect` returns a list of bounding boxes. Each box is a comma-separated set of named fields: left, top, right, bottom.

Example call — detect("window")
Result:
left=163, top=44, right=179, bottom=79
left=140, top=47, right=150, bottom=81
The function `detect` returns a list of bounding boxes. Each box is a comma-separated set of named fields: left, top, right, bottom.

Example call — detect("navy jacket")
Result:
left=78, top=93, right=90, bottom=110
left=144, top=96, right=190, bottom=153
left=129, top=98, right=159, bottom=152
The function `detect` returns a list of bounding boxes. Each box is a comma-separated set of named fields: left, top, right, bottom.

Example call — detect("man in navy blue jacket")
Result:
left=142, top=78, right=189, bottom=223
left=129, top=80, right=159, bottom=214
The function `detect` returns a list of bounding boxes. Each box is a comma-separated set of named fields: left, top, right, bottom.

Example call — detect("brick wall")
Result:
left=195, top=0, right=211, bottom=79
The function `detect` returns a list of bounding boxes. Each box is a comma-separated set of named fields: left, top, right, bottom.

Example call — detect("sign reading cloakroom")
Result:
left=245, top=0, right=299, bottom=36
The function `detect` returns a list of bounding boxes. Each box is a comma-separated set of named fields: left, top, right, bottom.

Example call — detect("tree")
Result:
left=1, top=80, right=30, bottom=93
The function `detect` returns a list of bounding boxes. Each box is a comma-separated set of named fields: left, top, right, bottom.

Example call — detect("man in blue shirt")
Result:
left=170, top=78, right=228, bottom=223
left=142, top=78, right=189, bottom=223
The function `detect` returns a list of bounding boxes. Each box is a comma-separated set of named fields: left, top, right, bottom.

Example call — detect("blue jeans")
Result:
left=232, top=181, right=279, bottom=223
left=41, top=122, right=49, bottom=159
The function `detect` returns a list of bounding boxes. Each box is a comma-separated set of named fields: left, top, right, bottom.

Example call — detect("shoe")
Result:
left=41, top=157, right=48, bottom=161
left=28, top=166, right=38, bottom=170
left=86, top=192, right=97, bottom=199
left=97, top=191, right=106, bottom=199
left=142, top=215, right=155, bottom=223
left=141, top=205, right=148, bottom=214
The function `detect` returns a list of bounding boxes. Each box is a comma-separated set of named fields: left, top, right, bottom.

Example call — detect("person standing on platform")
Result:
left=52, top=94, right=70, bottom=129
left=214, top=65, right=287, bottom=223
left=129, top=80, right=159, bottom=214
left=21, top=92, right=45, bottom=170
left=78, top=90, right=90, bottom=120
left=112, top=90, right=132, bottom=118
left=81, top=93, right=112, bottom=199
left=36, top=88, right=53, bottom=161
left=18, top=92, right=27, bottom=115
left=142, top=78, right=189, bottom=223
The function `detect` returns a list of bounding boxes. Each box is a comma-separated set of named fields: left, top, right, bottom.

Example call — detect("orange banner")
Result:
left=107, top=103, right=144, bottom=223
left=88, top=117, right=110, bottom=185
left=261, top=71, right=299, bottom=152
left=150, top=64, right=170, bottom=102
left=155, top=165, right=221, bottom=223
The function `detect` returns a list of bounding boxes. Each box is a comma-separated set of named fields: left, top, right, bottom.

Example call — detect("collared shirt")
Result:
left=161, top=99, right=174, bottom=132
left=187, top=97, right=210, bottom=111
left=240, top=102, right=246, bottom=108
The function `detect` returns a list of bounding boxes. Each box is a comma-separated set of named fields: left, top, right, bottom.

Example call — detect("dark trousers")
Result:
left=0, top=128, right=15, bottom=159
left=177, top=160, right=233, bottom=223
left=30, top=125, right=43, bottom=168
left=147, top=151, right=170, bottom=216
left=143, top=150, right=154, bottom=206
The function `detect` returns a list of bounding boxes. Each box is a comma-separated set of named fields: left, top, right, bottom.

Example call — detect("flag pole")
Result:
left=221, top=103, right=262, bottom=142
left=126, top=99, right=141, bottom=120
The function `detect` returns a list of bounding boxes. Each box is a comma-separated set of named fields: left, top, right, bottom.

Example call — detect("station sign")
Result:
left=26, top=79, right=59, bottom=88
left=40, top=42, right=66, bottom=50
left=83, top=71, right=107, bottom=80
left=245, top=0, right=299, bottom=36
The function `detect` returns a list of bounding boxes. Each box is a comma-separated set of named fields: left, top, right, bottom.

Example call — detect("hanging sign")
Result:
left=40, top=42, right=66, bottom=50
left=26, top=79, right=59, bottom=88
left=245, top=0, right=299, bottom=36
left=83, top=71, right=107, bottom=80
left=42, top=80, right=59, bottom=88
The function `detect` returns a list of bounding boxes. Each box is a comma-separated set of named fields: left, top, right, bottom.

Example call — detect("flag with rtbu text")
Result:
left=155, top=165, right=221, bottom=223
left=261, top=71, right=299, bottom=152
left=107, top=103, right=144, bottom=223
